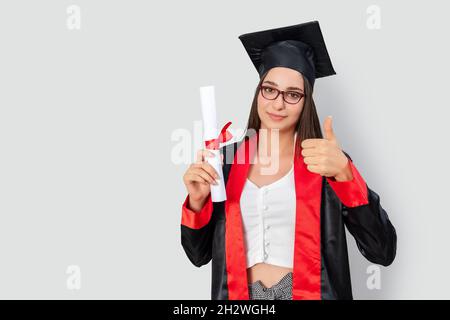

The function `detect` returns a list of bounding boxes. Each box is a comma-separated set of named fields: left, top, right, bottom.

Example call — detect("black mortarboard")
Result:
left=238, top=21, right=336, bottom=87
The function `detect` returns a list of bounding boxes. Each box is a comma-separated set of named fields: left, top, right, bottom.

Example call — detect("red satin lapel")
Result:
left=225, top=134, right=257, bottom=300
left=292, top=143, right=322, bottom=299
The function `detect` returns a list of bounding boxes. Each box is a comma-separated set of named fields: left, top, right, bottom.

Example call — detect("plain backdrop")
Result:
left=0, top=0, right=448, bottom=299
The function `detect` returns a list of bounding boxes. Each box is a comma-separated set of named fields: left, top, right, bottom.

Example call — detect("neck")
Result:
left=257, top=127, right=296, bottom=159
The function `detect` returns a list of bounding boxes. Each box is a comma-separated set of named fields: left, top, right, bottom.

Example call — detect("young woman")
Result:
left=181, top=21, right=397, bottom=300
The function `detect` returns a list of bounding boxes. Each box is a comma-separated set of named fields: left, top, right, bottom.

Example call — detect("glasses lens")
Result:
left=261, top=86, right=278, bottom=100
left=284, top=91, right=303, bottom=104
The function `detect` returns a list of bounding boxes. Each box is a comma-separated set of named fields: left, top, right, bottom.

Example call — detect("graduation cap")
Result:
left=238, top=21, right=336, bottom=88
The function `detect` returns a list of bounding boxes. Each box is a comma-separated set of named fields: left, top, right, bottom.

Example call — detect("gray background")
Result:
left=0, top=0, right=447, bottom=299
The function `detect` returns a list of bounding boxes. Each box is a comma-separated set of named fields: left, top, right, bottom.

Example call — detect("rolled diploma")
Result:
left=200, top=86, right=227, bottom=202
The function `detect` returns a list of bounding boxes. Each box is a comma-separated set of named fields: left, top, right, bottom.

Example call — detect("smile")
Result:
left=267, top=112, right=287, bottom=121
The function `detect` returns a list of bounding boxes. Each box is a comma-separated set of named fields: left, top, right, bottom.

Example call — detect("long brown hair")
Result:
left=246, top=70, right=323, bottom=158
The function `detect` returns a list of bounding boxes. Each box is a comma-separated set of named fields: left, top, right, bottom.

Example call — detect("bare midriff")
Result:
left=247, top=263, right=293, bottom=288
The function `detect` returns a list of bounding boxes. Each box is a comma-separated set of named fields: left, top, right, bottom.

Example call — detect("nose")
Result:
left=272, top=94, right=285, bottom=111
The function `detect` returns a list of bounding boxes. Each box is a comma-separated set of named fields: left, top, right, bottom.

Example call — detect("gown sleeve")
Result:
left=180, top=194, right=216, bottom=267
left=180, top=143, right=235, bottom=268
left=326, top=151, right=397, bottom=266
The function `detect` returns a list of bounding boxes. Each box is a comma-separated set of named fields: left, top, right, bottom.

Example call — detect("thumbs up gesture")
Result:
left=301, top=116, right=353, bottom=181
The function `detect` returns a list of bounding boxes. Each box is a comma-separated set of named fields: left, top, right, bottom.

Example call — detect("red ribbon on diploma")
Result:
left=204, top=121, right=233, bottom=150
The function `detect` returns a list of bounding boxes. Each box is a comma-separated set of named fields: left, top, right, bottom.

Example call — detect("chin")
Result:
left=261, top=120, right=289, bottom=131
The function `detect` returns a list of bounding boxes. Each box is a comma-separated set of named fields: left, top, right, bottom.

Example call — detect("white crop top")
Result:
left=240, top=164, right=296, bottom=269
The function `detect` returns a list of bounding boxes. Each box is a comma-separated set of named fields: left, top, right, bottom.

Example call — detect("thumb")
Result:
left=323, top=115, right=336, bottom=141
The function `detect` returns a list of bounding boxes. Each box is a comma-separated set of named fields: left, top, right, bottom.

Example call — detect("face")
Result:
left=257, top=67, right=305, bottom=133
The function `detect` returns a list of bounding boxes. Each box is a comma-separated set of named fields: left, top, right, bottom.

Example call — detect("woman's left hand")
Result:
left=301, top=116, right=353, bottom=181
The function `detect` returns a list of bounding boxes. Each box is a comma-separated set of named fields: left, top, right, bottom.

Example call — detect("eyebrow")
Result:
left=262, top=80, right=304, bottom=92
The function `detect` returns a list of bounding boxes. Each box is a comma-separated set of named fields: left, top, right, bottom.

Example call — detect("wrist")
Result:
left=188, top=195, right=208, bottom=213
left=334, top=161, right=353, bottom=182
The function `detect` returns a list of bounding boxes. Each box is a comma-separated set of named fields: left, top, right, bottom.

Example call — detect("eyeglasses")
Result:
left=259, top=85, right=305, bottom=104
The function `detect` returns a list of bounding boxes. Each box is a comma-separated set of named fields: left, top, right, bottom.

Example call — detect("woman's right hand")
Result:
left=183, top=149, right=222, bottom=211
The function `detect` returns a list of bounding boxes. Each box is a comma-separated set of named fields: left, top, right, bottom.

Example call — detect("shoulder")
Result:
left=218, top=135, right=249, bottom=184
left=219, top=135, right=249, bottom=165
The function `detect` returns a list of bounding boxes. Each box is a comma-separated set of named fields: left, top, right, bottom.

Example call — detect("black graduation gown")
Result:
left=180, top=134, right=397, bottom=300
